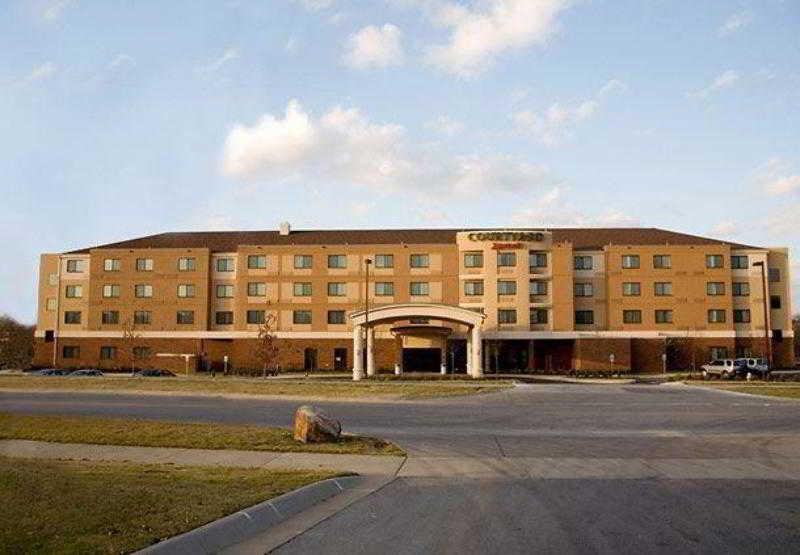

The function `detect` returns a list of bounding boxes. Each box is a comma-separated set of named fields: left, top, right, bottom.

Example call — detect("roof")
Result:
left=67, top=227, right=759, bottom=254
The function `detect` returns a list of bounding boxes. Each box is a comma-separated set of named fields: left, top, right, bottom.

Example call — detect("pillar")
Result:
left=471, top=326, right=483, bottom=378
left=366, top=326, right=376, bottom=377
left=466, top=332, right=473, bottom=375
left=394, top=334, right=403, bottom=375
left=440, top=336, right=447, bottom=375
left=352, top=325, right=364, bottom=381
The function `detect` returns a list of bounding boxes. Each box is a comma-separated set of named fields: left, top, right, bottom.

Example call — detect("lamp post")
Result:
left=753, top=261, right=773, bottom=369
left=363, top=257, right=372, bottom=374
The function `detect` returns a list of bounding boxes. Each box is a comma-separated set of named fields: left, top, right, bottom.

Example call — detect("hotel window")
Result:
left=529, top=280, right=548, bottom=296
left=498, top=309, right=517, bottom=324
left=708, top=309, right=726, bottom=323
left=46, top=298, right=57, bottom=311
left=135, top=284, right=153, bottom=298
left=464, top=280, right=484, bottom=296
left=710, top=346, right=728, bottom=360
left=464, top=252, right=483, bottom=268
left=574, top=256, right=593, bottom=270
left=734, top=309, right=751, bottom=323
left=497, top=252, right=516, bottom=267
left=248, top=255, right=267, bottom=269
left=216, top=258, right=234, bottom=272
left=101, top=310, right=119, bottom=325
left=623, top=310, right=642, bottom=324
left=654, top=282, right=673, bottom=296
left=655, top=310, right=673, bottom=324
left=104, top=258, right=121, bottom=272
left=653, top=255, right=672, bottom=269
left=177, top=284, right=195, bottom=298
left=374, top=254, right=394, bottom=268
left=66, top=259, right=85, bottom=273
left=768, top=268, right=780, bottom=282
left=529, top=252, right=548, bottom=269
left=100, top=346, right=116, bottom=360
left=134, top=311, right=151, bottom=325
left=246, top=310, right=265, bottom=325
left=328, top=310, right=346, bottom=325
left=293, top=310, right=312, bottom=324
left=732, top=282, right=750, bottom=296
left=575, top=310, right=594, bottom=325
left=328, top=282, right=347, bottom=296
left=410, top=282, right=429, bottom=296
left=62, top=346, right=79, bottom=359
left=770, top=295, right=782, bottom=309
left=294, top=255, right=313, bottom=269
left=133, top=346, right=151, bottom=359
left=410, top=254, right=429, bottom=268
left=293, top=282, right=312, bottom=296
left=64, top=311, right=81, bottom=324
left=622, top=282, right=641, bottom=296
left=706, top=255, right=724, bottom=269
left=103, top=284, right=120, bottom=298
left=136, top=258, right=154, bottom=272
left=622, top=255, right=640, bottom=269
left=178, top=257, right=195, bottom=271
left=375, top=282, right=394, bottom=296
left=216, top=311, right=234, bottom=325
left=65, top=284, right=82, bottom=298
left=574, top=283, right=593, bottom=297
left=497, top=280, right=517, bottom=296
left=248, top=282, right=267, bottom=297
left=48, top=273, right=59, bottom=286
left=529, top=308, right=548, bottom=325
left=328, top=255, right=347, bottom=269
left=177, top=310, right=195, bottom=324
left=216, top=284, right=234, bottom=298
left=731, top=255, right=748, bottom=269
left=707, top=282, right=725, bottom=296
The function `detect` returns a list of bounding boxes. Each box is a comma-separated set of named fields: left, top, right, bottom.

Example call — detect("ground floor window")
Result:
left=100, top=346, right=116, bottom=360
left=62, top=346, right=79, bottom=359
left=333, top=348, right=347, bottom=370
left=133, top=346, right=152, bottom=359
left=304, top=348, right=317, bottom=371
left=710, top=347, right=728, bottom=360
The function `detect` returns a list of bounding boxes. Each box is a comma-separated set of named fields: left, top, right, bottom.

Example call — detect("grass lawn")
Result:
left=0, top=412, right=404, bottom=456
left=0, top=456, right=338, bottom=554
left=695, top=384, right=800, bottom=400
left=0, top=375, right=509, bottom=400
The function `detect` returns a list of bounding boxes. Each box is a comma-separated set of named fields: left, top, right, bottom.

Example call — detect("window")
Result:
left=710, top=347, right=728, bottom=360
left=375, top=282, right=394, bottom=296
left=294, top=255, right=313, bottom=269
left=770, top=295, right=782, bottom=309
left=177, top=284, right=195, bottom=298
left=464, top=252, right=483, bottom=268
left=529, top=280, right=548, bottom=296
left=530, top=308, right=548, bottom=324
left=48, top=273, right=58, bottom=286
left=464, top=280, right=483, bottom=296
left=574, top=256, right=593, bottom=270
left=575, top=310, right=594, bottom=325
left=64, top=311, right=81, bottom=324
left=65, top=284, right=82, bottom=298
left=215, top=311, right=234, bottom=325
left=707, top=282, right=725, bottom=296
left=622, top=282, right=641, bottom=296
left=623, top=310, right=642, bottom=324
left=248, top=255, right=267, bottom=269
left=102, top=284, right=120, bottom=298
left=246, top=310, right=265, bottom=324
left=653, top=255, right=672, bottom=269
left=133, top=346, right=151, bottom=359
left=46, top=298, right=57, bottom=311
left=104, top=258, right=121, bottom=272
left=62, top=346, right=79, bottom=359
left=497, top=252, right=516, bottom=267
left=768, top=268, right=780, bottom=282
left=732, top=282, right=750, bottom=296
left=574, top=283, right=593, bottom=297
left=134, top=311, right=151, bottom=325
left=293, top=282, right=312, bottom=296
left=293, top=310, right=312, bottom=324
left=101, top=310, right=119, bottom=325
left=654, top=282, right=673, bottom=296
left=216, top=258, right=234, bottom=272
left=498, top=309, right=517, bottom=324
left=410, top=254, right=429, bottom=268
left=410, top=282, right=429, bottom=296
left=248, top=282, right=267, bottom=297
left=66, top=259, right=85, bottom=273
left=529, top=252, right=547, bottom=268
left=216, top=284, right=234, bottom=298
left=655, top=310, right=673, bottom=324
left=327, top=282, right=346, bottom=296
left=100, top=346, right=116, bottom=360
left=328, top=310, right=346, bottom=325
left=374, top=254, right=393, bottom=268
left=136, top=258, right=154, bottom=272
left=327, top=254, right=347, bottom=269
left=176, top=310, right=195, bottom=324
left=708, top=309, right=726, bottom=323
left=497, top=280, right=517, bottom=295
left=178, top=257, right=195, bottom=271
left=706, top=255, right=724, bottom=269
left=622, top=255, right=640, bottom=269
left=733, top=309, right=751, bottom=323
left=135, top=284, right=153, bottom=298
left=731, top=255, right=748, bottom=269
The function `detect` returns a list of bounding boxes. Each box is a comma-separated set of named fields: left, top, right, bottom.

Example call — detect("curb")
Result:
left=136, top=475, right=362, bottom=555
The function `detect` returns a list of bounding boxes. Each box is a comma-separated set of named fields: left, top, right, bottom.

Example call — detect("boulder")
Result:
left=293, top=405, right=342, bottom=443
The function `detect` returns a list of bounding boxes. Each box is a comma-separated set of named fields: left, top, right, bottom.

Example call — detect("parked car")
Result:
left=734, top=358, right=770, bottom=379
left=701, top=359, right=745, bottom=379
left=133, top=369, right=176, bottom=377
left=29, top=368, right=72, bottom=376
left=69, top=369, right=104, bottom=377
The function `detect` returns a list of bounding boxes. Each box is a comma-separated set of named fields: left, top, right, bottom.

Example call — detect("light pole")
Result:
left=363, top=257, right=372, bottom=374
left=753, top=261, right=773, bottom=369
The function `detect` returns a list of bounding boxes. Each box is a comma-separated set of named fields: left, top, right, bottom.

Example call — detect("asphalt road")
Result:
left=2, top=383, right=800, bottom=554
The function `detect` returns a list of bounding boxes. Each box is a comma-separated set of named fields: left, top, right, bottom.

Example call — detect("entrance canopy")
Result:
left=350, top=303, right=484, bottom=328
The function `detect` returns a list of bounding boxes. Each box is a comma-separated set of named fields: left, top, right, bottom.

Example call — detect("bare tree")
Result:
left=793, top=314, right=799, bottom=364
left=255, top=312, right=280, bottom=378
left=0, top=315, right=34, bottom=370
left=122, top=318, right=142, bottom=374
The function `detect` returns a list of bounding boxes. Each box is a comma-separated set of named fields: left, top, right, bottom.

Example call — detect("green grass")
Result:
left=0, top=456, right=338, bottom=554
left=695, top=384, right=800, bottom=400
left=0, top=412, right=404, bottom=456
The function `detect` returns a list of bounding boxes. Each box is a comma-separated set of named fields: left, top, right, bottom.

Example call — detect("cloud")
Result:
left=425, top=115, right=465, bottom=136
left=687, top=69, right=740, bottom=100
left=41, top=0, right=74, bottom=22
left=719, top=10, right=752, bottom=37
left=512, top=79, right=626, bottom=145
left=711, top=221, right=738, bottom=236
left=511, top=186, right=640, bottom=227
left=197, top=48, right=239, bottom=74
left=344, top=24, right=404, bottom=69
left=293, top=0, right=333, bottom=11
left=285, top=37, right=300, bottom=55
left=14, top=62, right=57, bottom=86
left=765, top=203, right=800, bottom=237
left=424, top=0, right=571, bottom=77
left=755, top=158, right=800, bottom=196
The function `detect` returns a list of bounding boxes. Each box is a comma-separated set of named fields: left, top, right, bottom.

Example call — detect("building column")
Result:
left=527, top=339, right=536, bottom=372
left=366, top=325, right=376, bottom=377
left=466, top=331, right=473, bottom=375
left=471, top=326, right=483, bottom=378
left=352, top=325, right=364, bottom=381
left=440, top=336, right=447, bottom=375
left=394, top=333, right=403, bottom=375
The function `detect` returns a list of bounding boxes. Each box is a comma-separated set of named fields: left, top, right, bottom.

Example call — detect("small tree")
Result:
left=122, top=319, right=142, bottom=374
left=0, top=314, right=34, bottom=369
left=255, top=312, right=280, bottom=377
left=793, top=314, right=799, bottom=363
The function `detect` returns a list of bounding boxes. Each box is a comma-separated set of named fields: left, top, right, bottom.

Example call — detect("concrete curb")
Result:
left=136, top=475, right=362, bottom=555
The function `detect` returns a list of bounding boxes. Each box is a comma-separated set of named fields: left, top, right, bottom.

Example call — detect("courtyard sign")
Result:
left=468, top=231, right=545, bottom=242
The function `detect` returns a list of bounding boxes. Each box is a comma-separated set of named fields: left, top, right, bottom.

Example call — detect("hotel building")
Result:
left=33, top=224, right=794, bottom=376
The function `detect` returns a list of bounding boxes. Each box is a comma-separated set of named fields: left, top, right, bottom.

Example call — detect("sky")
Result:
left=1, top=0, right=799, bottom=324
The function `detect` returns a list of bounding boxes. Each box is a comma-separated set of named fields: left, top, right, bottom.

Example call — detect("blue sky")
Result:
left=1, top=0, right=799, bottom=323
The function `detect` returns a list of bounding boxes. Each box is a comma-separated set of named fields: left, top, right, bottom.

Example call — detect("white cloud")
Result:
left=711, top=221, right=738, bottom=236
left=719, top=10, right=752, bottom=37
left=285, top=37, right=300, bottom=55
left=425, top=115, right=465, bottom=136
left=511, top=186, right=640, bottom=227
left=15, top=62, right=57, bottom=86
left=687, top=69, right=740, bottom=100
left=765, top=203, right=800, bottom=237
left=41, top=0, right=74, bottom=22
left=293, top=0, right=333, bottom=11
left=755, top=158, right=800, bottom=196
left=425, top=0, right=571, bottom=77
left=107, top=54, right=134, bottom=71
left=344, top=24, right=404, bottom=69
left=197, top=48, right=239, bottom=74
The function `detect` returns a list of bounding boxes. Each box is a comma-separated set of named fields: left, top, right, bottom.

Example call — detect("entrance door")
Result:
left=333, top=348, right=347, bottom=370
left=402, top=348, right=441, bottom=372
left=304, top=348, right=318, bottom=371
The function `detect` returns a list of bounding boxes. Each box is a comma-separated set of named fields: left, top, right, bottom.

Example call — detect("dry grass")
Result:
left=695, top=384, right=800, bottom=400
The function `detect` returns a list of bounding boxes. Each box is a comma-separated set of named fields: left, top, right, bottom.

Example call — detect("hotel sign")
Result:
left=467, top=232, right=545, bottom=242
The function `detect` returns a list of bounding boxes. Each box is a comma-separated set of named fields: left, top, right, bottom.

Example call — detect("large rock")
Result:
left=293, top=405, right=342, bottom=443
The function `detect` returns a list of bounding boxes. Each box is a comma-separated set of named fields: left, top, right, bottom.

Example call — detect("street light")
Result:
left=753, top=261, right=773, bottom=369
left=364, top=257, right=372, bottom=374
